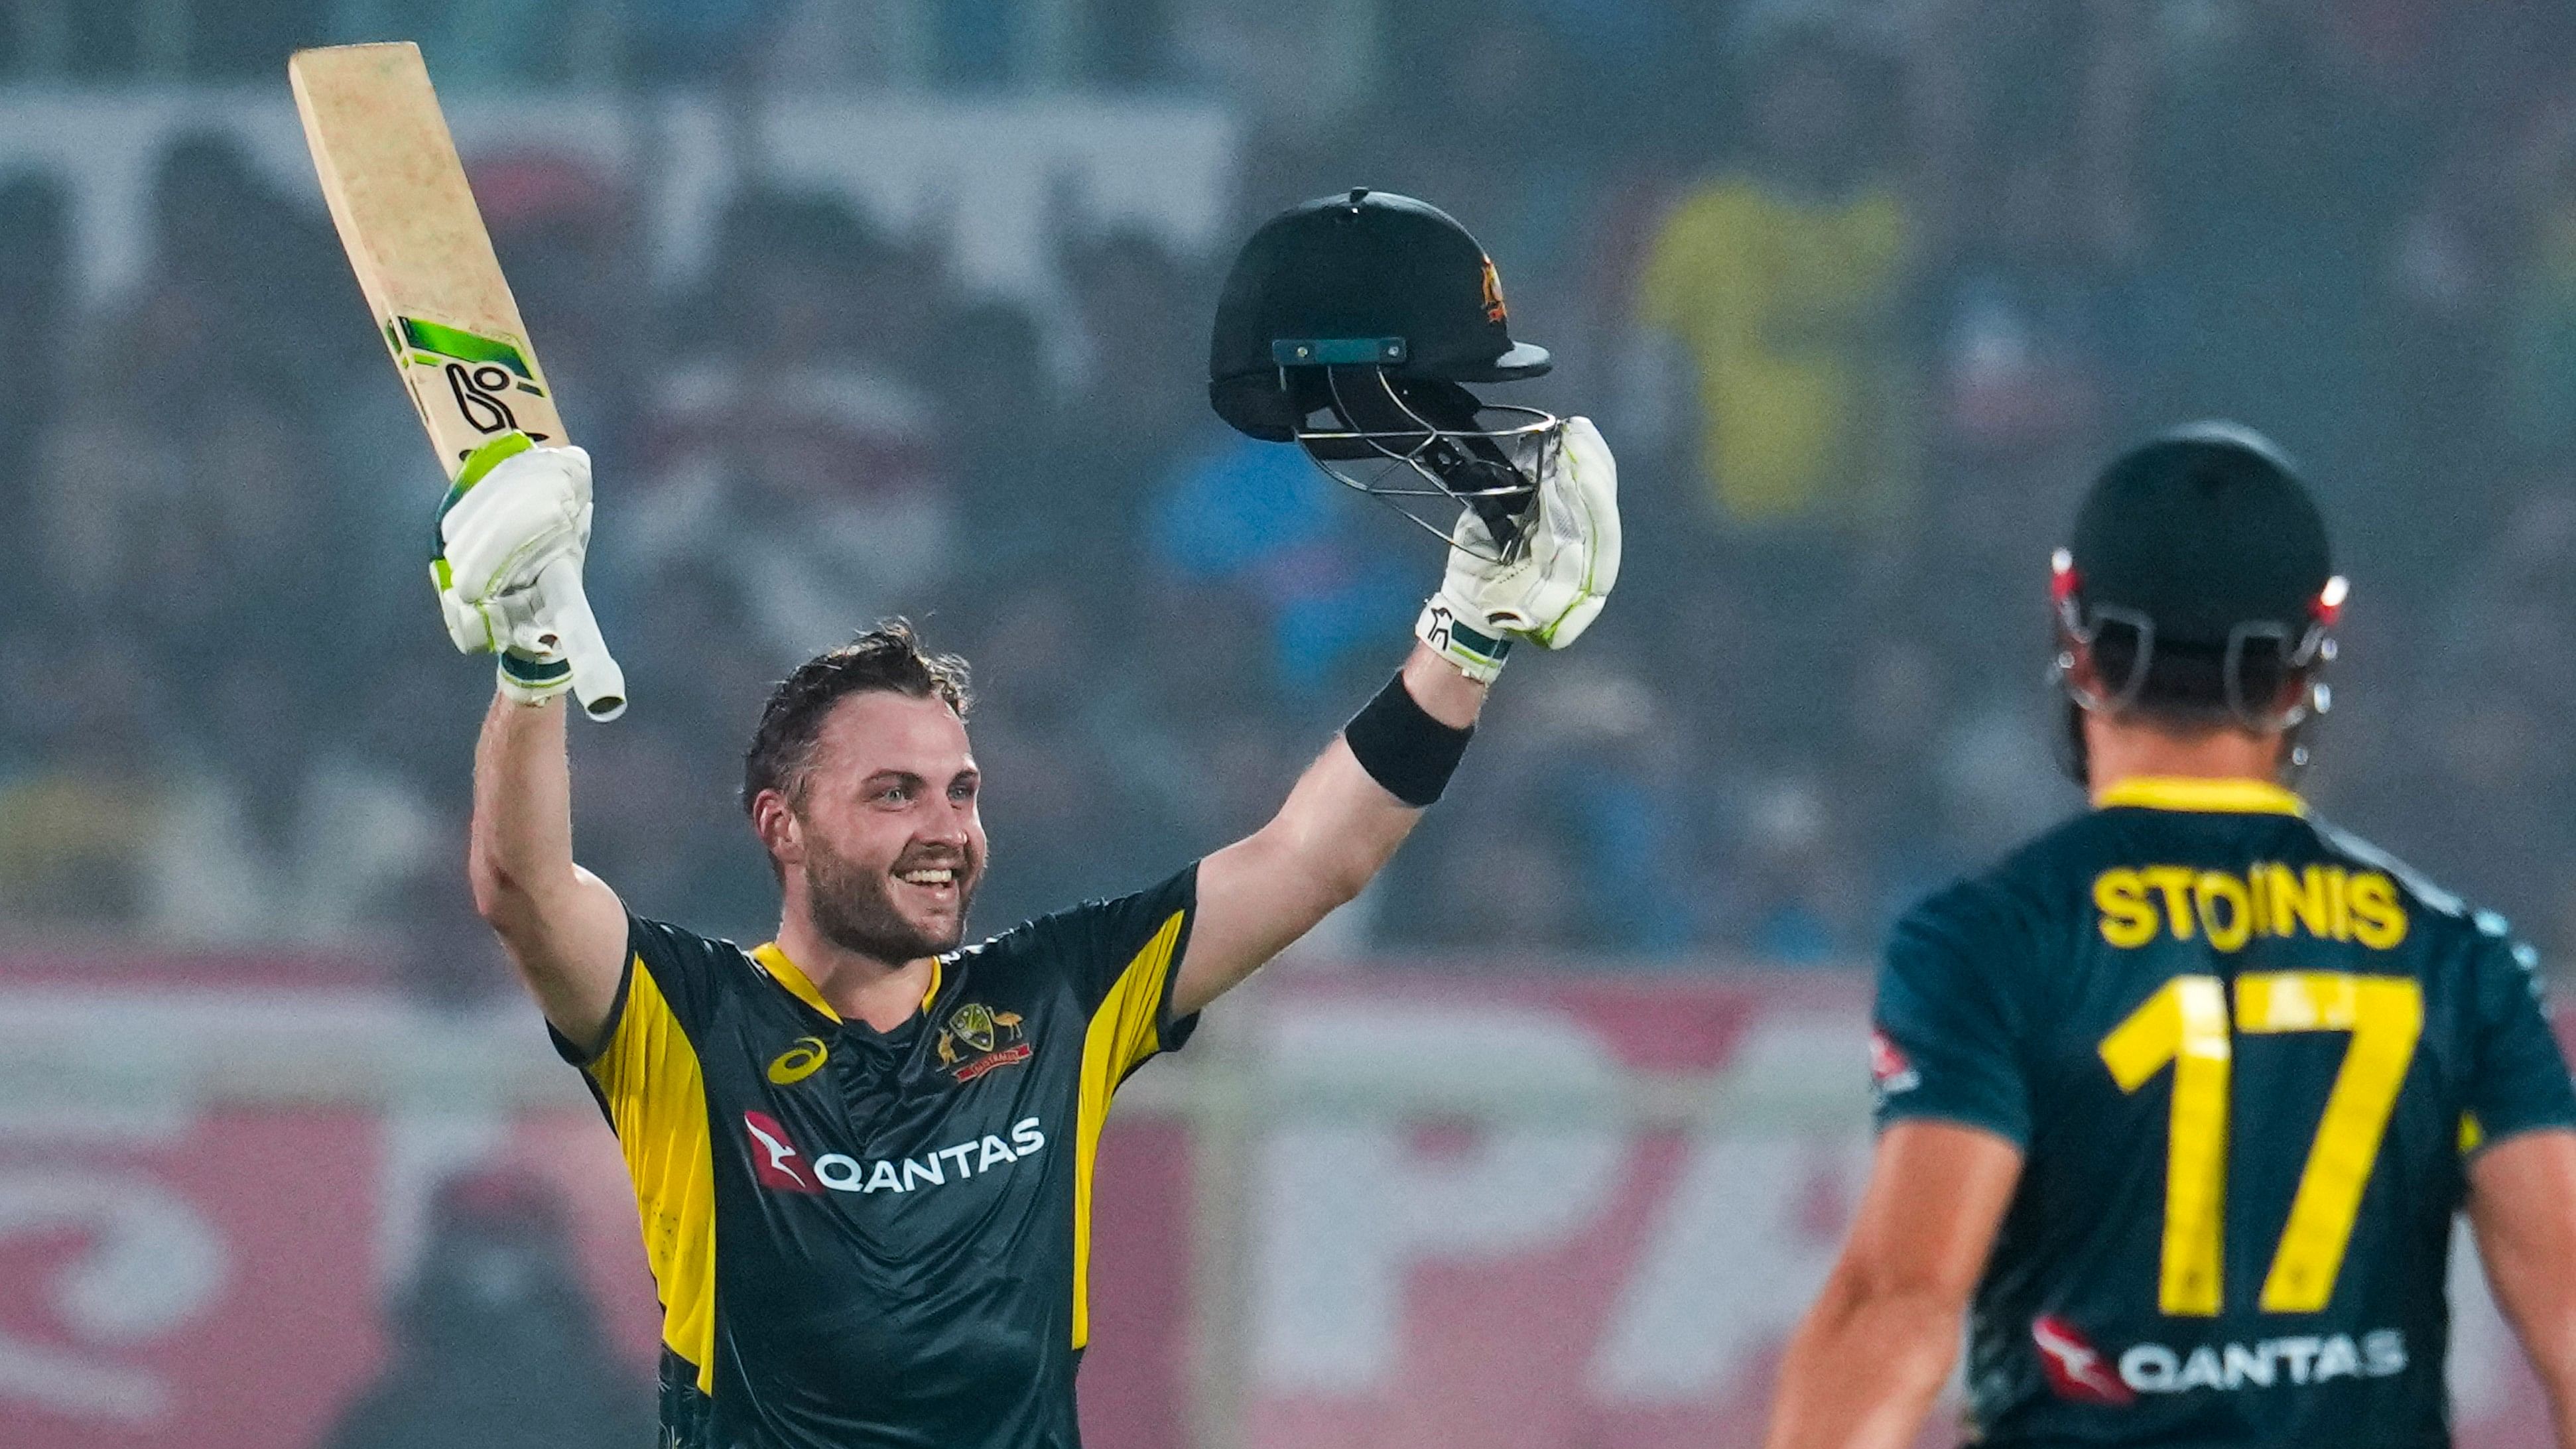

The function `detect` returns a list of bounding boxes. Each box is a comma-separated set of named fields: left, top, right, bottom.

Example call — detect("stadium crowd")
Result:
left=6, top=0, right=2576, bottom=1000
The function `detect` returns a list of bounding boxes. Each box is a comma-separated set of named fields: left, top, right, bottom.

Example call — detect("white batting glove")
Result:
left=432, top=434, right=594, bottom=706
left=1416, top=415, right=1622, bottom=682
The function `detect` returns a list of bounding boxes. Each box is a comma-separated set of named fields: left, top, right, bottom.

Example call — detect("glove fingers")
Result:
left=1557, top=416, right=1622, bottom=594
left=440, top=447, right=594, bottom=598
left=1543, top=594, right=1607, bottom=649
left=439, top=589, right=493, bottom=654
left=1430, top=415, right=1622, bottom=667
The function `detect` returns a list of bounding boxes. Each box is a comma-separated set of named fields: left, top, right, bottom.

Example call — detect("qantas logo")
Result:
left=741, top=1112, right=1045, bottom=1196
left=2032, top=1316, right=2410, bottom=1402
left=1867, top=1029, right=1919, bottom=1096
left=745, top=1111, right=820, bottom=1192
left=2119, top=1330, right=2407, bottom=1394
left=2033, top=1316, right=2135, bottom=1406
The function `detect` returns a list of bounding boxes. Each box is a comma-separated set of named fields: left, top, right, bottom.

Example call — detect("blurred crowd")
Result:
left=8, top=0, right=2576, bottom=993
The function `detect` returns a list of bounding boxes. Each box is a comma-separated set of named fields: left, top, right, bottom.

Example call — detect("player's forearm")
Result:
left=2507, top=1304, right=2576, bottom=1449
left=2469, top=1133, right=2576, bottom=1449
left=1398, top=642, right=1485, bottom=729
left=1179, top=743, right=1413, bottom=1015
left=1764, top=1279, right=1959, bottom=1449
left=469, top=690, right=579, bottom=922
left=1258, top=649, right=1484, bottom=899
left=468, top=690, right=629, bottom=1042
left=2522, top=1332, right=2576, bottom=1449
left=1175, top=652, right=1484, bottom=1014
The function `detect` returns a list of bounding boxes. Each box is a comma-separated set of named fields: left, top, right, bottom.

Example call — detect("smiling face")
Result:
left=754, top=690, right=988, bottom=966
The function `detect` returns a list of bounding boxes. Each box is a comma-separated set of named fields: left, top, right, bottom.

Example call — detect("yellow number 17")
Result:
left=2098, top=972, right=2422, bottom=1316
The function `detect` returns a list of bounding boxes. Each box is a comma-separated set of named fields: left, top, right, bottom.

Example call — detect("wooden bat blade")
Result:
left=292, top=42, right=619, bottom=720
left=290, top=41, right=566, bottom=478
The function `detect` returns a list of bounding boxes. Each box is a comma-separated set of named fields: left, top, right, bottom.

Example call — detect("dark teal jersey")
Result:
left=1872, top=777, right=2576, bottom=1448
left=552, top=866, right=1199, bottom=1449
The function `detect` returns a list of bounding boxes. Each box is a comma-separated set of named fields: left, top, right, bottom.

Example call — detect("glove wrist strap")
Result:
left=497, top=650, right=575, bottom=707
left=1416, top=599, right=1511, bottom=684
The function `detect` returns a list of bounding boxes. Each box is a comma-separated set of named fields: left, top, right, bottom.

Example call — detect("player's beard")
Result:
left=801, top=834, right=982, bottom=964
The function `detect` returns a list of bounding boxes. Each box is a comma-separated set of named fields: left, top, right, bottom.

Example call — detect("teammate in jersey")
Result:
left=1764, top=424, right=2576, bottom=1449
left=431, top=191, right=1618, bottom=1448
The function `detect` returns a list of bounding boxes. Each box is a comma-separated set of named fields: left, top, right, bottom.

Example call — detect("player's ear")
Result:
left=751, top=788, right=803, bottom=867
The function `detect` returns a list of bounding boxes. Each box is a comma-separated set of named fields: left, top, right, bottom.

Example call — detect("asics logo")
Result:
left=767, top=1036, right=828, bottom=1085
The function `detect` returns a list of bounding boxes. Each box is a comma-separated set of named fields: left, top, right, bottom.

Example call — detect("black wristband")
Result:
left=1343, top=672, right=1474, bottom=807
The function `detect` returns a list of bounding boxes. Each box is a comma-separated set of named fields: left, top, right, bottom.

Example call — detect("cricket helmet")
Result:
left=1209, top=188, right=1557, bottom=555
left=2051, top=422, right=2348, bottom=771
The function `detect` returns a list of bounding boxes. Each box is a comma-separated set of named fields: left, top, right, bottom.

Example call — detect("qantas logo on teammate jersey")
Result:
left=2033, top=1316, right=2409, bottom=1401
left=1866, top=1029, right=1919, bottom=1098
left=2032, top=1316, right=2136, bottom=1406
left=2093, top=864, right=2410, bottom=952
left=743, top=1110, right=1045, bottom=1196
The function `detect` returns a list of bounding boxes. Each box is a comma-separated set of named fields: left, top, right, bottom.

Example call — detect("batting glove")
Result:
left=432, top=433, right=594, bottom=706
left=1416, top=415, right=1622, bottom=682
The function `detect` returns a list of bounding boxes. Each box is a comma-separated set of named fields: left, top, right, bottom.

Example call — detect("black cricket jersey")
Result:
left=552, top=865, right=1201, bottom=1449
left=1872, top=777, right=2576, bottom=1448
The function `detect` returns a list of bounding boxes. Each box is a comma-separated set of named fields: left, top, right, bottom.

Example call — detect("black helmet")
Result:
left=2051, top=422, right=2348, bottom=753
left=1208, top=189, right=1556, bottom=554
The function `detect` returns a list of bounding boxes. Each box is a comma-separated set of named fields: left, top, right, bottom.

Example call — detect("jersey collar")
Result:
left=748, top=942, right=942, bottom=1026
left=2093, top=775, right=2305, bottom=816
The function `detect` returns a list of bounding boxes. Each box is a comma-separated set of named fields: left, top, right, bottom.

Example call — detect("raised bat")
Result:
left=290, top=40, right=625, bottom=720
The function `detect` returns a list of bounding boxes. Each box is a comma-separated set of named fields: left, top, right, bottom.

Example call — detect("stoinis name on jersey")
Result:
left=2092, top=863, right=2409, bottom=953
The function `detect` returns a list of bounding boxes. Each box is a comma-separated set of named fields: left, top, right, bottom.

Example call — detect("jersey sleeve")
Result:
left=2461, top=928, right=2576, bottom=1152
left=1871, top=883, right=2034, bottom=1147
left=549, top=914, right=734, bottom=1077
left=544, top=916, right=727, bottom=1395
left=1027, top=863, right=1202, bottom=1082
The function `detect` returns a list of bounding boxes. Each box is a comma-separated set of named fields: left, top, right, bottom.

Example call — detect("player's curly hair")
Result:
left=741, top=621, right=972, bottom=814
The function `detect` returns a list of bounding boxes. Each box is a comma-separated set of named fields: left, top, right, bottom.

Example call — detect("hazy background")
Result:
left=1, top=1, right=2574, bottom=1446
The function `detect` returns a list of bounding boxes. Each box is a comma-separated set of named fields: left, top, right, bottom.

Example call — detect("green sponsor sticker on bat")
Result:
left=397, top=316, right=535, bottom=377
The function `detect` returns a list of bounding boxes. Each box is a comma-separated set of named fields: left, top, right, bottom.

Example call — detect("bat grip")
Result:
left=534, top=557, right=627, bottom=722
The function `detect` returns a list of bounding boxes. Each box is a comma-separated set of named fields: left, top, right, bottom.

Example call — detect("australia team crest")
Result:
left=936, top=1002, right=1033, bottom=1083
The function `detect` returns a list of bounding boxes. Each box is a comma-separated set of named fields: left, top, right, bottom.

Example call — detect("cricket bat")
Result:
left=290, top=40, right=626, bottom=720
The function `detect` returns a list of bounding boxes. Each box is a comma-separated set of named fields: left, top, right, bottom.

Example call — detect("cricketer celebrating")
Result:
left=444, top=191, right=1616, bottom=1448
left=1765, top=425, right=2576, bottom=1449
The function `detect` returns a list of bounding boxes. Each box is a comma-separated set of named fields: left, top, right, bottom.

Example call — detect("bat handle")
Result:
left=534, top=556, right=627, bottom=722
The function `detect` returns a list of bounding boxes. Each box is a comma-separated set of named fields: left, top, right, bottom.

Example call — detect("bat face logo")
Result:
left=395, top=316, right=552, bottom=456
left=446, top=361, right=523, bottom=436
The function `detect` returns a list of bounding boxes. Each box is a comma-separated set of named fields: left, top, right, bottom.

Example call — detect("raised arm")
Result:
left=468, top=691, right=629, bottom=1048
left=1171, top=416, right=1619, bottom=1018
left=438, top=438, right=629, bottom=1050
left=1177, top=647, right=1479, bottom=1016
left=2467, top=1129, right=2576, bottom=1449
left=1765, top=1121, right=2022, bottom=1449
